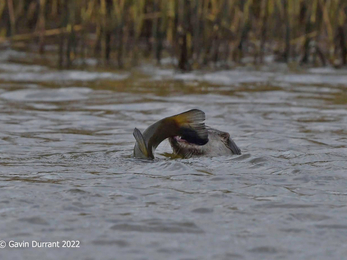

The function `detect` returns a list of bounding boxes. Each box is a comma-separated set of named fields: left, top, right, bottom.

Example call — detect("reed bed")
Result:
left=0, top=0, right=346, bottom=70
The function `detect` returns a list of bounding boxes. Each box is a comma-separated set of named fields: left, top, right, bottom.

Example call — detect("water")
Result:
left=1, top=50, right=347, bottom=260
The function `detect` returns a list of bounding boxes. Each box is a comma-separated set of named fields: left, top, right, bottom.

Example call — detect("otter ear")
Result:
left=220, top=131, right=241, bottom=155
left=220, top=132, right=230, bottom=140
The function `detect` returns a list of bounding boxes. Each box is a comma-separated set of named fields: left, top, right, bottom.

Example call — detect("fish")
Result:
left=133, top=109, right=208, bottom=159
left=168, top=126, right=241, bottom=158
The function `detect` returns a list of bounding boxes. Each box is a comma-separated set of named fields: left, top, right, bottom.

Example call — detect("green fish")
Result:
left=133, top=109, right=208, bottom=159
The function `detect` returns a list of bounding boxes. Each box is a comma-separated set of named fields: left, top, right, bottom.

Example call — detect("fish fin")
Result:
left=133, top=128, right=152, bottom=158
left=173, top=109, right=208, bottom=145
left=179, top=127, right=209, bottom=145
left=148, top=109, right=208, bottom=150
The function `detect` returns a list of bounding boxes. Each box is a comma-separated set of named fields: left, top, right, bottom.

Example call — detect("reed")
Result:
left=0, top=0, right=346, bottom=69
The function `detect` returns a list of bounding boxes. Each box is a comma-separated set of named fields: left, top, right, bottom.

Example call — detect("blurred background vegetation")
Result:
left=0, top=0, right=346, bottom=70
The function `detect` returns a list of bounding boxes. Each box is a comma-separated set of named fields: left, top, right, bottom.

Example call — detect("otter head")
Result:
left=168, top=127, right=241, bottom=158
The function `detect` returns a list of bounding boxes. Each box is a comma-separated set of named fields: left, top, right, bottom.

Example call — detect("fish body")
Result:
left=168, top=126, right=241, bottom=158
left=133, top=109, right=208, bottom=159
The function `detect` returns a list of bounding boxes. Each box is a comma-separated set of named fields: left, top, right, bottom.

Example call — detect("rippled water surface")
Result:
left=1, top=50, right=347, bottom=260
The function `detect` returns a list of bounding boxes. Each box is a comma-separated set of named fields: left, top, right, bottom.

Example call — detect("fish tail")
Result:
left=133, top=128, right=154, bottom=159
